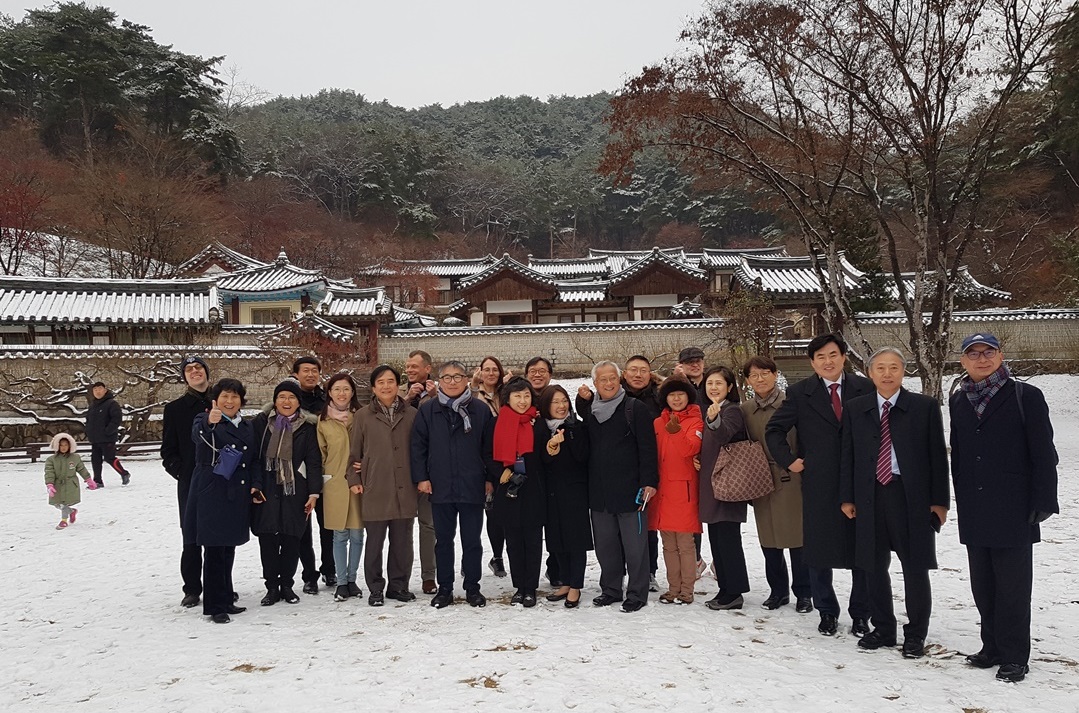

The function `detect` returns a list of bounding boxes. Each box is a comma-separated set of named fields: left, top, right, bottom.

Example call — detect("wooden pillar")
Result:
left=365, top=322, right=379, bottom=364
left=231, top=297, right=240, bottom=324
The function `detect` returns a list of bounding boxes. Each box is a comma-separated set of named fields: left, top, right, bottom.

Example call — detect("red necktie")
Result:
left=829, top=383, right=842, bottom=421
left=876, top=401, right=894, bottom=485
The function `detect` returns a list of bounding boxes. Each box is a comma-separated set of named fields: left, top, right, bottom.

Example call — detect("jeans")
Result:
left=333, top=528, right=364, bottom=584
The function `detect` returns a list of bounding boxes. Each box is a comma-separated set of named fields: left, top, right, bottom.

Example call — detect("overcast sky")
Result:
left=0, top=0, right=707, bottom=108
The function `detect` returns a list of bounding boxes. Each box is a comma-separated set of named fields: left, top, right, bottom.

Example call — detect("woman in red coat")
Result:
left=649, top=377, right=704, bottom=604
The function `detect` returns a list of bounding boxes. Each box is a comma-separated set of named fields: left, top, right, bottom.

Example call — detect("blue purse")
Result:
left=212, top=443, right=243, bottom=480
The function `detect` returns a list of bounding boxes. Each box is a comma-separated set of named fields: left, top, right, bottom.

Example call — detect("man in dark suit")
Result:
left=840, top=347, right=950, bottom=658
left=949, top=333, right=1059, bottom=683
left=766, top=333, right=872, bottom=637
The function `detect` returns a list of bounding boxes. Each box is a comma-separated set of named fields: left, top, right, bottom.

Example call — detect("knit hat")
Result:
left=658, top=376, right=696, bottom=404
left=273, top=380, right=304, bottom=402
left=181, top=355, right=210, bottom=384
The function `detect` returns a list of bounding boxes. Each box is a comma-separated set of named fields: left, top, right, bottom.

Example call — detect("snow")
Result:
left=4, top=376, right=1078, bottom=711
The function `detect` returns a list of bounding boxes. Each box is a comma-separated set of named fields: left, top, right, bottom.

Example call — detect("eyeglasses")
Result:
left=439, top=374, right=467, bottom=383
left=527, top=369, right=550, bottom=377
left=746, top=371, right=774, bottom=380
left=963, top=348, right=998, bottom=361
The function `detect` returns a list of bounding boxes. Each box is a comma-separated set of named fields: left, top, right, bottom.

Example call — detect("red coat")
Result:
left=648, top=407, right=704, bottom=533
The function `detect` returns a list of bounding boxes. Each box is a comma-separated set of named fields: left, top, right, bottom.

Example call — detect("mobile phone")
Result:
left=252, top=489, right=266, bottom=503
left=930, top=512, right=942, bottom=533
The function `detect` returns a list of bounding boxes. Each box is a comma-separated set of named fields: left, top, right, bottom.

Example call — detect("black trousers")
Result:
left=967, top=542, right=1034, bottom=665
left=202, top=546, right=236, bottom=616
left=181, top=542, right=203, bottom=597
left=258, top=533, right=301, bottom=591
left=809, top=565, right=871, bottom=619
left=90, top=442, right=125, bottom=484
left=762, top=546, right=811, bottom=600
left=868, top=479, right=932, bottom=640
left=504, top=523, right=544, bottom=592
left=648, top=530, right=659, bottom=575
left=432, top=502, right=484, bottom=593
left=299, top=500, right=335, bottom=583
left=486, top=512, right=505, bottom=559
left=553, top=550, right=587, bottom=589
left=707, top=521, right=750, bottom=595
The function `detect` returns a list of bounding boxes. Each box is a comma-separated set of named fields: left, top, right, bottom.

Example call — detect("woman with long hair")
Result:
left=318, top=372, right=364, bottom=602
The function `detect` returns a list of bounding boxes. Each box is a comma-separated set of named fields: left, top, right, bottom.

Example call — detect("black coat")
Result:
left=580, top=395, right=659, bottom=514
left=765, top=372, right=873, bottom=569
left=949, top=380, right=1059, bottom=548
left=299, top=385, right=326, bottom=415
left=410, top=397, right=496, bottom=506
left=183, top=414, right=255, bottom=547
left=161, top=389, right=211, bottom=525
left=840, top=389, right=950, bottom=572
left=85, top=390, right=122, bottom=444
left=622, top=381, right=663, bottom=419
left=490, top=420, right=547, bottom=530
left=540, top=416, right=593, bottom=552
left=250, top=412, right=323, bottom=538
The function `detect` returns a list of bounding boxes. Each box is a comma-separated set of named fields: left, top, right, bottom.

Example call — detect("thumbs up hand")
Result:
left=665, top=411, right=682, bottom=434
left=208, top=399, right=222, bottom=424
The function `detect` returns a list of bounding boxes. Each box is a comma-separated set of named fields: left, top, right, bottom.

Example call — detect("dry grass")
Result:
left=231, top=663, right=274, bottom=673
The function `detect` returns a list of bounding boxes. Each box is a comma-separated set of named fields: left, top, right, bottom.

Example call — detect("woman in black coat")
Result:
left=489, top=378, right=546, bottom=607
left=251, top=381, right=323, bottom=606
left=538, top=385, right=592, bottom=608
left=185, top=378, right=256, bottom=623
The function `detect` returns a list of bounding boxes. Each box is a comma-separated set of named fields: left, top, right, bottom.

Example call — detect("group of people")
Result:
left=67, top=331, right=1052, bottom=685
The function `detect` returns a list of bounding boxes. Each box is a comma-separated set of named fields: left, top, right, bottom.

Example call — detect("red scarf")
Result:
left=493, top=405, right=538, bottom=466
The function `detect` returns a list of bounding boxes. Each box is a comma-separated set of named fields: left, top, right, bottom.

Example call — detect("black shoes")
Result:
left=466, top=590, right=487, bottom=607
left=621, top=599, right=645, bottom=613
left=857, top=630, right=897, bottom=650
left=280, top=588, right=300, bottom=604
left=347, top=582, right=362, bottom=598
left=761, top=594, right=790, bottom=610
left=431, top=589, right=454, bottom=608
left=368, top=592, right=385, bottom=607
left=210, top=613, right=230, bottom=624
left=851, top=617, right=871, bottom=637
left=386, top=590, right=416, bottom=602
left=488, top=558, right=507, bottom=577
left=334, top=585, right=350, bottom=602
left=706, top=593, right=744, bottom=611
left=996, top=663, right=1029, bottom=683
left=323, top=573, right=337, bottom=587
left=121, top=472, right=130, bottom=486
left=546, top=590, right=569, bottom=602
left=511, top=590, right=525, bottom=605
left=818, top=614, right=839, bottom=636
left=302, top=581, right=319, bottom=595
left=592, top=593, right=622, bottom=607
left=260, top=590, right=280, bottom=606
left=181, top=594, right=200, bottom=608
left=225, top=604, right=246, bottom=615
left=965, top=651, right=1001, bottom=669
left=795, top=597, right=814, bottom=613
left=902, top=638, right=925, bottom=659
left=522, top=592, right=537, bottom=608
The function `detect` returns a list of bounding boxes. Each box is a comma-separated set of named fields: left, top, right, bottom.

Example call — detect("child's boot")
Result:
left=56, top=520, right=68, bottom=530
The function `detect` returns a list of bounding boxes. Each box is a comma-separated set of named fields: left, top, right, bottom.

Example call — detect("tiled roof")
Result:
left=699, top=247, right=788, bottom=268
left=0, top=344, right=267, bottom=359
left=358, top=256, right=498, bottom=278
left=528, top=256, right=609, bottom=278
left=178, top=242, right=268, bottom=274
left=383, top=318, right=726, bottom=337
left=734, top=254, right=862, bottom=296
left=317, top=287, right=394, bottom=319
left=0, top=276, right=220, bottom=324
left=608, top=247, right=708, bottom=286
left=855, top=308, right=1076, bottom=325
left=669, top=299, right=705, bottom=318
left=555, top=280, right=610, bottom=303
left=588, top=247, right=689, bottom=274
left=893, top=268, right=1011, bottom=302
left=215, top=250, right=328, bottom=294
left=458, top=254, right=555, bottom=291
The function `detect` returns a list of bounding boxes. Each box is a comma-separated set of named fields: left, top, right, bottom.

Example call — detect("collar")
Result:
left=876, top=391, right=899, bottom=411
left=822, top=376, right=843, bottom=390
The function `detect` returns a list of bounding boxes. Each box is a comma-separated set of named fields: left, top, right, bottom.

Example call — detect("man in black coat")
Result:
left=577, top=360, right=659, bottom=613
left=85, top=381, right=131, bottom=487
left=673, top=346, right=706, bottom=405
left=949, top=333, right=1059, bottom=683
left=289, top=356, right=334, bottom=594
left=160, top=355, right=213, bottom=608
left=402, top=349, right=438, bottom=594
left=621, top=354, right=664, bottom=589
left=840, top=347, right=950, bottom=659
left=766, top=333, right=872, bottom=637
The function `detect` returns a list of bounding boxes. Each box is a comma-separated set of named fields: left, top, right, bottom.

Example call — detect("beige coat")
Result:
left=742, top=389, right=803, bottom=549
left=349, top=402, right=419, bottom=522
left=317, top=414, right=363, bottom=530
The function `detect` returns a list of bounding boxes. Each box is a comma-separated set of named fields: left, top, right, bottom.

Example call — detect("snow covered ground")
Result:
left=4, top=376, right=1077, bottom=712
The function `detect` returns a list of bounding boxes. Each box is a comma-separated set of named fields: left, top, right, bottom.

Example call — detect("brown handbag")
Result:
left=711, top=440, right=775, bottom=502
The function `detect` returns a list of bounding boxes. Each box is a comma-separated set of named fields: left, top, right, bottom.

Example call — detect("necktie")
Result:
left=829, top=383, right=842, bottom=421
left=877, top=401, right=894, bottom=486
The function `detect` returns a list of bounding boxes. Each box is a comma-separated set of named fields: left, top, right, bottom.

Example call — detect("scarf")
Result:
left=437, top=387, right=473, bottom=433
left=591, top=387, right=626, bottom=424
left=545, top=417, right=566, bottom=436
left=960, top=364, right=1012, bottom=419
left=493, top=405, right=538, bottom=466
left=752, top=388, right=781, bottom=410
left=326, top=401, right=351, bottom=425
left=375, top=395, right=403, bottom=422
left=187, top=387, right=211, bottom=409
left=266, top=411, right=302, bottom=495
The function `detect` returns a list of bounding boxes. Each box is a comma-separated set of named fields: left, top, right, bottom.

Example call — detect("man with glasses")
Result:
left=524, top=356, right=553, bottom=394
left=673, top=347, right=707, bottom=404
left=411, top=361, right=497, bottom=608
left=621, top=355, right=663, bottom=591
left=949, top=334, right=1058, bottom=683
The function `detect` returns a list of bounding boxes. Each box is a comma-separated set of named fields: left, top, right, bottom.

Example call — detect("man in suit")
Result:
left=766, top=333, right=872, bottom=637
left=949, top=333, right=1059, bottom=683
left=840, top=347, right=950, bottom=658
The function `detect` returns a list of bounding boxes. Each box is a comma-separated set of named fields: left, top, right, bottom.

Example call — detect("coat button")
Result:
left=975, top=456, right=981, bottom=461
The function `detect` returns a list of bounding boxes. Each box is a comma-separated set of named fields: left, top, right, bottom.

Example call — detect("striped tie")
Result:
left=876, top=401, right=894, bottom=486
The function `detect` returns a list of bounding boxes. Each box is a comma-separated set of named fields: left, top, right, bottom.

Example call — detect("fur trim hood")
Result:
left=50, top=432, right=78, bottom=454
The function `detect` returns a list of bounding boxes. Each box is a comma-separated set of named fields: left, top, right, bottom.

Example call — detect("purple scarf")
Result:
left=960, top=364, right=1011, bottom=419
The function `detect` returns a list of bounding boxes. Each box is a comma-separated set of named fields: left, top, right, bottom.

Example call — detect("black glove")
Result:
left=1029, top=511, right=1053, bottom=524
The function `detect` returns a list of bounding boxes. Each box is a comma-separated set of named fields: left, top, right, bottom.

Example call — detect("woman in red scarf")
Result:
left=489, top=377, right=546, bottom=607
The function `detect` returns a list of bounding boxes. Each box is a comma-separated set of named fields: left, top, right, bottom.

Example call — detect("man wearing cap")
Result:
left=949, top=333, right=1059, bottom=683
left=674, top=347, right=707, bottom=404
left=161, top=356, right=213, bottom=608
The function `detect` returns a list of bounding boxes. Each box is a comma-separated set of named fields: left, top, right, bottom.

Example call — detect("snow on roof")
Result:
left=734, top=253, right=862, bottom=295
left=555, top=280, right=610, bottom=303
left=383, top=318, right=726, bottom=338
left=458, top=254, right=555, bottom=291
left=608, top=247, right=708, bottom=286
left=317, top=287, right=394, bottom=318
left=528, top=256, right=610, bottom=278
left=178, top=242, right=268, bottom=275
left=699, top=246, right=788, bottom=268
left=215, top=250, right=328, bottom=294
left=855, top=308, right=1076, bottom=324
left=358, top=256, right=498, bottom=278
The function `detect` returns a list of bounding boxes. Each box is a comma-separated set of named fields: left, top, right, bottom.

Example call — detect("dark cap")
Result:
left=678, top=346, right=705, bottom=363
left=960, top=333, right=1000, bottom=352
left=181, top=355, right=209, bottom=383
left=273, top=380, right=304, bottom=402
left=659, top=376, right=697, bottom=404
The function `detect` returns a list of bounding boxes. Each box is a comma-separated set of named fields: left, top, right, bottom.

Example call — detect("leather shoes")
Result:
left=225, top=604, right=246, bottom=615
left=260, top=590, right=280, bottom=606
left=761, top=594, right=790, bottom=610
left=302, top=581, right=319, bottom=595
left=466, top=590, right=487, bottom=607
left=511, top=590, right=525, bottom=605
left=181, top=594, right=200, bottom=608
left=422, top=579, right=437, bottom=595
left=965, top=651, right=1001, bottom=668
left=795, top=597, right=814, bottom=613
left=850, top=617, right=871, bottom=637
left=565, top=591, right=581, bottom=609
left=522, top=592, right=537, bottom=608
left=431, top=589, right=454, bottom=608
left=857, top=630, right=897, bottom=650
left=996, top=663, right=1029, bottom=682
left=706, top=594, right=744, bottom=611
left=592, top=593, right=622, bottom=607
left=210, top=613, right=230, bottom=624
left=546, top=590, right=569, bottom=602
left=280, top=588, right=300, bottom=604
left=621, top=599, right=645, bottom=613
left=818, top=613, right=839, bottom=636
left=232, top=592, right=240, bottom=603
left=386, top=590, right=417, bottom=603
left=368, top=592, right=385, bottom=607
left=902, top=638, right=925, bottom=659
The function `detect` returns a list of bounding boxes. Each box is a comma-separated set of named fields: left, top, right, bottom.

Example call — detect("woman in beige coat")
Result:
left=350, top=364, right=419, bottom=607
left=741, top=356, right=811, bottom=612
left=317, top=373, right=364, bottom=602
